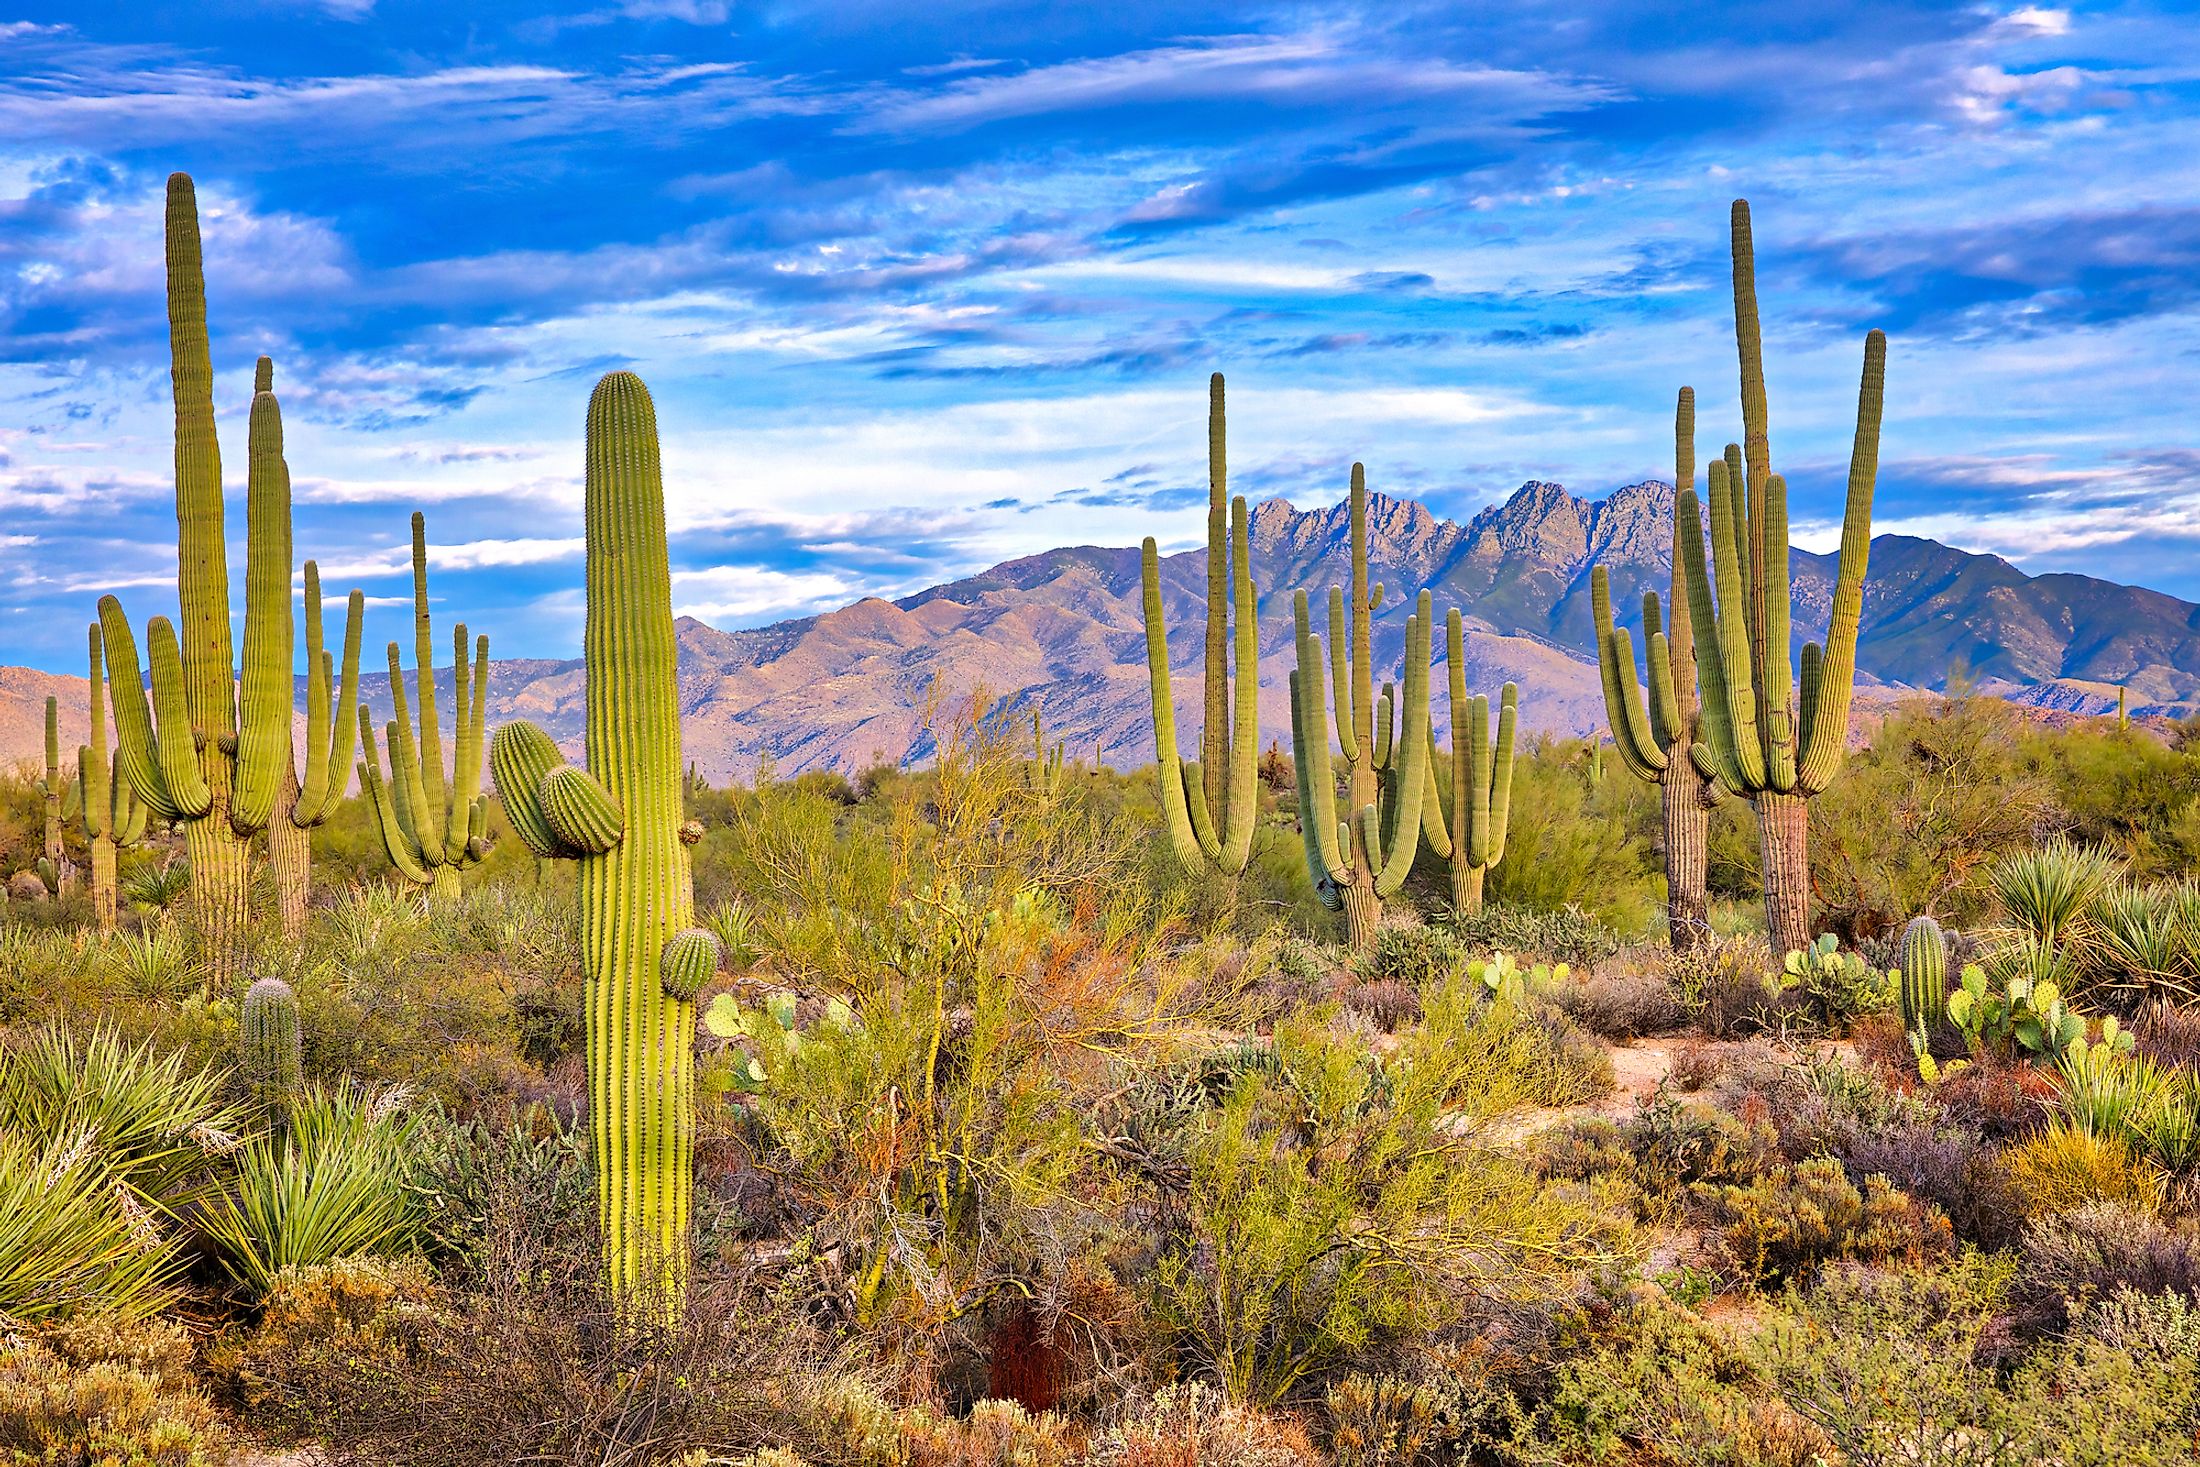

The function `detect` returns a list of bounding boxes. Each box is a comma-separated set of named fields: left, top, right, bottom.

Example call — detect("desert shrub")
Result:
left=1551, top=964, right=1680, bottom=1040
left=1087, top=1381, right=1317, bottom=1467
left=1622, top=1087, right=1780, bottom=1196
left=2136, top=999, right=2200, bottom=1071
left=1827, top=1115, right=2024, bottom=1250
left=2005, top=1120, right=2165, bottom=1219
left=1505, top=1002, right=1615, bottom=1107
left=1512, top=1295, right=1825, bottom=1467
left=412, top=1108, right=595, bottom=1288
left=0, top=1315, right=228, bottom=1467
left=1481, top=744, right=1660, bottom=931
left=1340, top=979, right=1422, bottom=1034
left=895, top=1398, right=1081, bottom=1466
left=1711, top=1156, right=1952, bottom=1284
left=1441, top=901, right=1622, bottom=968
left=207, top=1256, right=444, bottom=1433
left=1323, top=1371, right=1470, bottom=1467
left=198, top=1083, right=425, bottom=1294
left=0, top=1129, right=178, bottom=1324
left=1665, top=936, right=1774, bottom=1037
left=2009, top=1204, right=2200, bottom=1336
left=1931, top=1055, right=2057, bottom=1141
left=1356, top=923, right=1461, bottom=988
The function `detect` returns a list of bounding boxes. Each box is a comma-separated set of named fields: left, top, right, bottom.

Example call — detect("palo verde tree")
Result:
left=359, top=513, right=490, bottom=907
left=1141, top=373, right=1261, bottom=879
left=1591, top=387, right=1724, bottom=951
left=1677, top=199, right=1887, bottom=955
left=491, top=372, right=718, bottom=1313
left=1288, top=465, right=1432, bottom=948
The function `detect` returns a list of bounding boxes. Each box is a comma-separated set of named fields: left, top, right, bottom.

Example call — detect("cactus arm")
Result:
left=1371, top=595, right=1431, bottom=899
left=63, top=749, right=84, bottom=825
left=1199, top=374, right=1230, bottom=818
left=1590, top=567, right=1664, bottom=780
left=490, top=720, right=575, bottom=860
left=1795, top=329, right=1886, bottom=796
left=1668, top=388, right=1700, bottom=723
left=116, top=777, right=146, bottom=846
left=1181, top=760, right=1223, bottom=861
left=84, top=625, right=111, bottom=839
left=231, top=361, right=292, bottom=834
left=1647, top=625, right=1682, bottom=752
left=1760, top=473, right=1797, bottom=793
left=1487, top=682, right=1517, bottom=862
left=461, top=633, right=490, bottom=854
left=1722, top=442, right=1750, bottom=622
left=1419, top=720, right=1453, bottom=860
left=407, top=513, right=451, bottom=843
left=1705, top=459, right=1767, bottom=791
left=1464, top=692, right=1491, bottom=867
left=383, top=643, right=445, bottom=867
left=98, top=600, right=180, bottom=821
left=1326, top=586, right=1359, bottom=762
left=296, top=561, right=332, bottom=821
left=1372, top=685, right=1395, bottom=771
left=300, top=588, right=364, bottom=828
left=147, top=618, right=213, bottom=818
left=541, top=765, right=626, bottom=854
left=1675, top=489, right=1745, bottom=797
left=1218, top=496, right=1260, bottom=876
left=1289, top=670, right=1344, bottom=909
left=1348, top=464, right=1374, bottom=768
left=1139, top=537, right=1208, bottom=876
left=358, top=755, right=433, bottom=887
left=163, top=174, right=237, bottom=745
left=1292, top=595, right=1349, bottom=884
left=443, top=623, right=475, bottom=862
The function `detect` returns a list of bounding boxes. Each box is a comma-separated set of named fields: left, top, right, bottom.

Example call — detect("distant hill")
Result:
left=9, top=482, right=2195, bottom=780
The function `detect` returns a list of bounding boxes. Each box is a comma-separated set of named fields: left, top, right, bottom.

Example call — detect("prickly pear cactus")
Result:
left=489, top=372, right=718, bottom=1312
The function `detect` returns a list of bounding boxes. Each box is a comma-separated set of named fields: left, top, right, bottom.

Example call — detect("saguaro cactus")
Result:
left=1419, top=620, right=1515, bottom=915
left=489, top=372, right=717, bottom=1310
left=73, top=626, right=147, bottom=931
left=40, top=698, right=71, bottom=896
left=359, top=513, right=490, bottom=907
left=100, top=177, right=364, bottom=980
left=1141, top=373, right=1260, bottom=878
left=240, top=976, right=302, bottom=1104
left=1288, top=466, right=1431, bottom=948
left=1676, top=200, right=1886, bottom=956
left=1591, top=388, right=1725, bottom=951
left=1898, top=915, right=1948, bottom=1036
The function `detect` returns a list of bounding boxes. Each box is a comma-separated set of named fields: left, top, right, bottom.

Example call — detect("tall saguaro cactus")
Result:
left=1677, top=200, right=1887, bottom=955
left=490, top=372, right=717, bottom=1310
left=74, top=626, right=147, bottom=931
left=1420, top=618, right=1516, bottom=915
left=359, top=513, right=490, bottom=907
left=100, top=176, right=356, bottom=980
left=1141, top=373, right=1260, bottom=878
left=1288, top=466, right=1431, bottom=948
left=40, top=698, right=71, bottom=895
left=1591, top=388, right=1724, bottom=951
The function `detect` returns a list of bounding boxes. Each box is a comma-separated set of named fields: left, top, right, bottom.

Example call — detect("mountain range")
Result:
left=7, top=480, right=2196, bottom=782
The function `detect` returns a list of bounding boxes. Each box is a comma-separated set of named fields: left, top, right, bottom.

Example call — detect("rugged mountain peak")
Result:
left=1585, top=480, right=1681, bottom=568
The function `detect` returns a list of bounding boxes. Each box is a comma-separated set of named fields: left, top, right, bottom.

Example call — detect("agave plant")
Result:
left=2092, top=880, right=2193, bottom=1000
left=198, top=1081, right=424, bottom=1295
left=120, top=855, right=191, bottom=916
left=0, top=1025, right=244, bottom=1215
left=706, top=899, right=761, bottom=972
left=0, top=1128, right=180, bottom=1322
left=1991, top=839, right=2120, bottom=952
left=100, top=925, right=203, bottom=1005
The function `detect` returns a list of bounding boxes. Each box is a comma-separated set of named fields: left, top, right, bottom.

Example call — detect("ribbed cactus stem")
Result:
left=41, top=697, right=68, bottom=896
left=1138, top=373, right=1260, bottom=879
left=1898, top=915, right=1948, bottom=1035
left=1671, top=200, right=1886, bottom=956
left=240, top=976, right=302, bottom=1103
left=493, top=372, right=714, bottom=1313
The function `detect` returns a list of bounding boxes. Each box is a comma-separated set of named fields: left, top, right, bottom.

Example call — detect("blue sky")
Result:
left=3, top=1, right=2198, bottom=673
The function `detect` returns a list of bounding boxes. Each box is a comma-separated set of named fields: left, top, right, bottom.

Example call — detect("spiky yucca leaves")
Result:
left=40, top=696, right=71, bottom=896
left=1141, top=373, right=1261, bottom=878
left=1417, top=611, right=1515, bottom=915
left=1992, top=840, right=2119, bottom=953
left=97, top=179, right=365, bottom=974
left=1898, top=915, right=1948, bottom=1035
left=490, top=372, right=718, bottom=1313
left=1675, top=199, right=1888, bottom=956
left=74, top=625, right=148, bottom=932
left=1289, top=468, right=1432, bottom=948
left=359, top=512, right=490, bottom=907
left=1590, top=388, right=1723, bottom=950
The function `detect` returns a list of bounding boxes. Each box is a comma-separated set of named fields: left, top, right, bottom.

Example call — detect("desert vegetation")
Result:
left=5, top=176, right=2200, bottom=1467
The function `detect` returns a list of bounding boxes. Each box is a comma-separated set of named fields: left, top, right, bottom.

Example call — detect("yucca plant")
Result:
left=100, top=925, right=203, bottom=1005
left=0, top=1026, right=243, bottom=1215
left=198, top=1082, right=423, bottom=1295
left=0, top=1129, right=179, bottom=1322
left=2058, top=1033, right=2162, bottom=1141
left=1991, top=839, right=2119, bottom=952
left=321, top=883, right=427, bottom=960
left=705, top=900, right=761, bottom=972
left=120, top=855, right=191, bottom=916
left=2092, top=881, right=2191, bottom=999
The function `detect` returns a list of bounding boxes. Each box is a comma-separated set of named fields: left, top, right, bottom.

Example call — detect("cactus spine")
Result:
left=359, top=514, right=489, bottom=907
left=240, top=976, right=302, bottom=1103
left=1141, top=374, right=1261, bottom=878
left=1288, top=466, right=1431, bottom=948
left=490, top=372, right=717, bottom=1311
left=41, top=697, right=71, bottom=896
left=1420, top=623, right=1515, bottom=915
left=1898, top=915, right=1948, bottom=1036
left=1675, top=200, right=1886, bottom=956
left=1591, top=387, right=1725, bottom=951
left=99, top=178, right=363, bottom=980
left=75, top=626, right=147, bottom=931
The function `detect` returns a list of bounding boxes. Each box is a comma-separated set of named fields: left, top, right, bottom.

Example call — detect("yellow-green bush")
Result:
left=0, top=1315, right=228, bottom=1467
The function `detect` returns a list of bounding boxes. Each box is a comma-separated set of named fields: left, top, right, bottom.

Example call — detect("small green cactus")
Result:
left=1897, top=915, right=1948, bottom=1036
left=40, top=697, right=69, bottom=897
left=75, top=624, right=149, bottom=932
left=240, top=976, right=302, bottom=1102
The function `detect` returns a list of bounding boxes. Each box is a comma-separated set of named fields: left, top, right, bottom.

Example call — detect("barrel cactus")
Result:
left=1898, top=915, right=1949, bottom=1036
left=358, top=513, right=490, bottom=907
left=1141, top=373, right=1260, bottom=877
left=489, top=372, right=718, bottom=1311
left=241, top=976, right=302, bottom=1103
left=1674, top=200, right=1886, bottom=956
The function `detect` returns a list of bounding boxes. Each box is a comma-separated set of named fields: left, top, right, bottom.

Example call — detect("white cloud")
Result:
left=670, top=565, right=854, bottom=622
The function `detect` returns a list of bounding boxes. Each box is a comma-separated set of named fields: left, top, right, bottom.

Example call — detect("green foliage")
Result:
left=1768, top=934, right=1895, bottom=1030
left=1946, top=962, right=2087, bottom=1062
left=0, top=1131, right=180, bottom=1325
left=0, top=1314, right=228, bottom=1466
left=1712, top=1155, right=1952, bottom=1283
left=1993, top=837, right=2121, bottom=951
left=1482, top=738, right=1661, bottom=931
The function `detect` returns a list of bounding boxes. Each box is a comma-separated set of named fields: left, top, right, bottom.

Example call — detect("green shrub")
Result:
left=207, top=1256, right=443, bottom=1433
left=1711, top=1156, right=1953, bottom=1283
left=1441, top=901, right=1623, bottom=967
